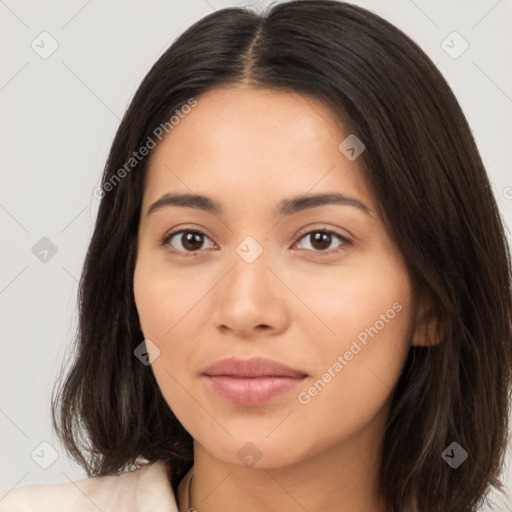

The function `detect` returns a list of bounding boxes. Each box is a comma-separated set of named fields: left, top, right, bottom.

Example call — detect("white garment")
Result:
left=0, top=460, right=179, bottom=512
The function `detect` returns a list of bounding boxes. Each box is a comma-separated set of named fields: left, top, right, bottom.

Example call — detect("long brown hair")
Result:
left=51, top=2, right=512, bottom=510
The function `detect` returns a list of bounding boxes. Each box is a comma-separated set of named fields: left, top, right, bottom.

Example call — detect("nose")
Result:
left=212, top=246, right=289, bottom=339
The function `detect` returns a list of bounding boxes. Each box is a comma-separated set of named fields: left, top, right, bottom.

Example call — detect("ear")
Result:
left=411, top=291, right=445, bottom=347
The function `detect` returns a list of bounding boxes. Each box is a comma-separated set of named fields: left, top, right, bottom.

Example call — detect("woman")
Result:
left=1, top=1, right=511, bottom=511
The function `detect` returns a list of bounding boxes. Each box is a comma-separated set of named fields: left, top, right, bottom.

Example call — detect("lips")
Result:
left=202, top=357, right=307, bottom=378
left=202, top=357, right=308, bottom=406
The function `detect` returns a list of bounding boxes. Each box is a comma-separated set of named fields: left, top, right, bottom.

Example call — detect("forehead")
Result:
left=142, top=86, right=374, bottom=215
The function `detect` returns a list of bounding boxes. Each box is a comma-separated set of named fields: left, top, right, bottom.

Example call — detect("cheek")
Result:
left=133, top=249, right=206, bottom=343
left=287, top=248, right=412, bottom=355
left=291, top=247, right=412, bottom=390
left=133, top=268, right=196, bottom=425
left=133, top=252, right=208, bottom=404
left=298, top=264, right=413, bottom=427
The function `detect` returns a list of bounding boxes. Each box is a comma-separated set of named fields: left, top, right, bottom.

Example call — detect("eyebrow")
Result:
left=146, top=192, right=371, bottom=218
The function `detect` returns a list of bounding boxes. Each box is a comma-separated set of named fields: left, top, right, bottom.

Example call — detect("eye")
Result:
left=162, top=230, right=216, bottom=254
left=293, top=228, right=352, bottom=254
left=161, top=227, right=352, bottom=256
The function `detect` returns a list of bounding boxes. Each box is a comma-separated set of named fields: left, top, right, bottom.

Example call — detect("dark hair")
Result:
left=51, top=1, right=512, bottom=511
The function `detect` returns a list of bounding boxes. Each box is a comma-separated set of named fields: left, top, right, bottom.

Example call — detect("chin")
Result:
left=197, top=434, right=314, bottom=470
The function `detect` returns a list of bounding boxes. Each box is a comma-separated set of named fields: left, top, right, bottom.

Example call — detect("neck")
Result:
left=178, top=415, right=388, bottom=512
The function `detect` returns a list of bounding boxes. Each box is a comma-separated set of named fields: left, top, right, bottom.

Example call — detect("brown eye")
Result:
left=295, top=229, right=351, bottom=254
left=163, top=230, right=215, bottom=253
left=310, top=231, right=334, bottom=251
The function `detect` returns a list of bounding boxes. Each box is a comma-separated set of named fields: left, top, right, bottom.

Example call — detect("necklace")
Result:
left=181, top=467, right=194, bottom=511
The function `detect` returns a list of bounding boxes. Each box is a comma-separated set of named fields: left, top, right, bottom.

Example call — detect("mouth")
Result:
left=202, top=357, right=308, bottom=406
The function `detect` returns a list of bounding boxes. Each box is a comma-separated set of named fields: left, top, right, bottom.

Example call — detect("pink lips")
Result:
left=202, top=357, right=308, bottom=406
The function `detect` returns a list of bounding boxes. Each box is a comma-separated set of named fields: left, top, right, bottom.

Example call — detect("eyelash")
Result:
left=160, top=227, right=352, bottom=257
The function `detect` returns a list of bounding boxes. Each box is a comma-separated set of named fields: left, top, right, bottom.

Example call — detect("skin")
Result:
left=133, top=85, right=439, bottom=512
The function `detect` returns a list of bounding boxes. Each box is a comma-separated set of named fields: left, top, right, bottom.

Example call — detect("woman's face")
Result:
left=133, top=85, right=419, bottom=469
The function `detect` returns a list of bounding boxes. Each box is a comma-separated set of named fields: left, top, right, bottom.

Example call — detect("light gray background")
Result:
left=1, top=0, right=511, bottom=510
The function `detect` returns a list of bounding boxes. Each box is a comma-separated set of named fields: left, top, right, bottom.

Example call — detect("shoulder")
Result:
left=0, top=460, right=177, bottom=512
